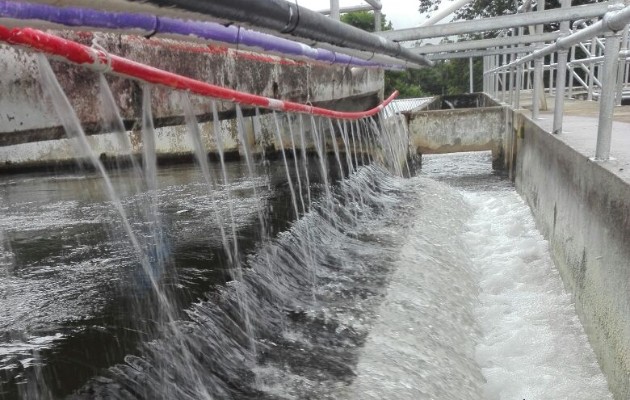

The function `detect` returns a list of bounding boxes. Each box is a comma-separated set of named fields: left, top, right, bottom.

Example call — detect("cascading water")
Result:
left=0, top=56, right=613, bottom=400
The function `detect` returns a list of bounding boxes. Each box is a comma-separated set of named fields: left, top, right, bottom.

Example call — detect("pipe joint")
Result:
left=281, top=2, right=300, bottom=33
left=556, top=32, right=572, bottom=50
left=603, top=4, right=627, bottom=32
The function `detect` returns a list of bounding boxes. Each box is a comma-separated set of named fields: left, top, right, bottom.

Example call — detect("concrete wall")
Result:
left=513, top=111, right=630, bottom=399
left=404, top=94, right=508, bottom=169
left=0, top=31, right=384, bottom=170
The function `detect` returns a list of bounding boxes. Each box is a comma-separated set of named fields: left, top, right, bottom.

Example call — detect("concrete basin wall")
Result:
left=514, top=111, right=630, bottom=399
left=405, top=94, right=509, bottom=169
left=0, top=31, right=383, bottom=171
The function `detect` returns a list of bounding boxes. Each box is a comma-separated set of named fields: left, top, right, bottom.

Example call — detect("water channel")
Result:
left=0, top=57, right=612, bottom=400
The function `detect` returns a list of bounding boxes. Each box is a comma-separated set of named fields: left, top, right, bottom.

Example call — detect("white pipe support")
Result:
left=374, top=9, right=382, bottom=32
left=595, top=32, right=622, bottom=160
left=470, top=57, right=474, bottom=93
left=379, top=2, right=612, bottom=41
left=604, top=3, right=630, bottom=32
left=420, top=0, right=474, bottom=27
left=330, top=0, right=340, bottom=20
left=552, top=48, right=569, bottom=135
left=615, top=25, right=629, bottom=105
left=533, top=57, right=543, bottom=118
left=363, top=0, right=382, bottom=11
left=416, top=31, right=561, bottom=54
left=319, top=4, right=374, bottom=15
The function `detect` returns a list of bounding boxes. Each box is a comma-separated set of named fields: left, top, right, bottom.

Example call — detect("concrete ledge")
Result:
left=0, top=31, right=384, bottom=147
left=404, top=93, right=508, bottom=169
left=514, top=111, right=630, bottom=399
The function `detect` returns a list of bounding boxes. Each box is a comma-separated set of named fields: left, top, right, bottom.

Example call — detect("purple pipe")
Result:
left=0, top=0, right=404, bottom=70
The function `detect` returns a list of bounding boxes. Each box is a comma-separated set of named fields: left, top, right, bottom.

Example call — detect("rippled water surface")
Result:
left=0, top=152, right=611, bottom=400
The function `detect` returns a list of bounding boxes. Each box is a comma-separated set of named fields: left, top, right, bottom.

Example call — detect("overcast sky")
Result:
left=298, top=0, right=427, bottom=30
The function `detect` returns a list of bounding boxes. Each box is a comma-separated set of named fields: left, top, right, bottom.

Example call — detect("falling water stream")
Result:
left=0, top=58, right=613, bottom=400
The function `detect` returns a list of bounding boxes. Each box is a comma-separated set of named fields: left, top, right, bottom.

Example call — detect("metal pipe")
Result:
left=515, top=63, right=523, bottom=108
left=552, top=0, right=571, bottom=136
left=485, top=4, right=630, bottom=74
left=417, top=32, right=560, bottom=54
left=330, top=0, right=340, bottom=20
left=595, top=32, right=622, bottom=160
left=470, top=57, right=474, bottom=93
left=568, top=44, right=576, bottom=97
left=318, top=4, right=374, bottom=15
left=615, top=25, right=629, bottom=105
left=374, top=9, right=382, bottom=32
left=420, top=0, right=474, bottom=27
left=588, top=38, right=597, bottom=100
left=130, top=0, right=433, bottom=66
left=533, top=57, right=543, bottom=118
left=363, top=0, right=382, bottom=10
left=427, top=45, right=536, bottom=60
left=0, top=0, right=404, bottom=69
left=379, top=2, right=612, bottom=41
left=552, top=49, right=568, bottom=134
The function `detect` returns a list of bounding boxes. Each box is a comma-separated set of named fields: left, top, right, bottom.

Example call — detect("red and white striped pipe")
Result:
left=0, top=25, right=399, bottom=120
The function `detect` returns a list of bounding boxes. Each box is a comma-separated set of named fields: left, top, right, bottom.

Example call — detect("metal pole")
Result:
left=552, top=48, right=568, bottom=134
left=330, top=0, right=340, bottom=20
left=533, top=57, right=543, bottom=118
left=588, top=38, right=597, bottom=100
left=495, top=53, right=500, bottom=97
left=417, top=32, right=560, bottom=54
left=420, top=0, right=474, bottom=27
left=595, top=32, right=622, bottom=160
left=552, top=0, right=571, bottom=135
left=378, top=2, right=611, bottom=41
left=470, top=57, right=474, bottom=92
left=319, top=4, right=373, bottom=15
left=374, top=9, right=382, bottom=32
left=615, top=25, right=629, bottom=105
left=502, top=51, right=509, bottom=101
left=568, top=44, right=576, bottom=98
left=481, top=56, right=490, bottom=93
left=550, top=52, right=555, bottom=93
left=515, top=63, right=523, bottom=108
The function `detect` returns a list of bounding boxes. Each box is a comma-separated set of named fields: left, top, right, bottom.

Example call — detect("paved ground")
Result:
left=513, top=92, right=630, bottom=182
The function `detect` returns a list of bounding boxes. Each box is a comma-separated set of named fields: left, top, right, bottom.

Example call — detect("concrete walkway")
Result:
left=516, top=93, right=630, bottom=183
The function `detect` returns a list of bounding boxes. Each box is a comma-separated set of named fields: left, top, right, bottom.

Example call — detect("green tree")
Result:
left=341, top=10, right=482, bottom=98
left=340, top=11, right=392, bottom=32
left=418, top=0, right=597, bottom=23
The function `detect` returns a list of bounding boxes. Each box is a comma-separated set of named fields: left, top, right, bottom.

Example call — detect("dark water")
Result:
left=0, top=158, right=339, bottom=399
left=1, top=152, right=610, bottom=400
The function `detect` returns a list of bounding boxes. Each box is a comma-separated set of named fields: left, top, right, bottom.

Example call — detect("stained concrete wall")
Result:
left=0, top=31, right=383, bottom=170
left=404, top=94, right=508, bottom=169
left=513, top=111, right=630, bottom=399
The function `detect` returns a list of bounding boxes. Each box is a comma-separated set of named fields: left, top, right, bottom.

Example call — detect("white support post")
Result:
left=552, top=0, right=571, bottom=135
left=374, top=9, right=382, bottom=32
left=330, top=0, right=340, bottom=20
left=470, top=57, right=475, bottom=93
left=533, top=57, right=543, bottom=118
left=552, top=48, right=568, bottom=134
left=615, top=25, right=629, bottom=105
left=515, top=63, right=523, bottom=108
left=568, top=44, right=576, bottom=98
left=587, top=38, right=597, bottom=100
left=549, top=52, right=555, bottom=93
left=596, top=31, right=622, bottom=160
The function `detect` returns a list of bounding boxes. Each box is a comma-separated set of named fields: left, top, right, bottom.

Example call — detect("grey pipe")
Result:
left=132, top=0, right=433, bottom=66
left=379, top=2, right=612, bottom=41
left=485, top=4, right=630, bottom=74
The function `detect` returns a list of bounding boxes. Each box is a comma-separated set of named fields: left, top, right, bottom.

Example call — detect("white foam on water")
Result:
left=339, top=178, right=485, bottom=400
left=463, top=190, right=612, bottom=400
